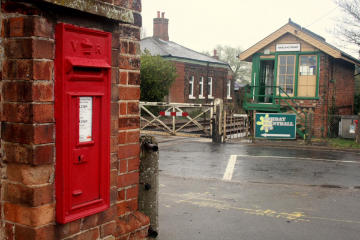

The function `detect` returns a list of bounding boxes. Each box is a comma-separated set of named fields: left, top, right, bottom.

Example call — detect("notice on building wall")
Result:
left=349, top=124, right=356, bottom=134
left=276, top=43, right=301, bottom=52
left=79, top=97, right=93, bottom=142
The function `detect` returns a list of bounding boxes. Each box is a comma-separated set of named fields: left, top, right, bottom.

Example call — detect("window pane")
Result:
left=189, top=77, right=194, bottom=96
left=286, top=65, right=294, bottom=75
left=279, top=56, right=286, bottom=65
left=300, top=56, right=308, bottom=65
left=279, top=66, right=286, bottom=74
left=277, top=55, right=295, bottom=96
left=287, top=56, right=295, bottom=65
left=279, top=75, right=285, bottom=85
left=300, top=55, right=317, bottom=75
left=308, top=56, right=316, bottom=65
left=286, top=76, right=293, bottom=85
left=227, top=80, right=231, bottom=97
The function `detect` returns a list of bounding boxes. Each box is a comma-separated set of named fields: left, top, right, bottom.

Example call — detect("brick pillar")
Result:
left=313, top=53, right=330, bottom=137
left=1, top=9, right=56, bottom=239
left=1, top=1, right=149, bottom=240
left=116, top=12, right=150, bottom=238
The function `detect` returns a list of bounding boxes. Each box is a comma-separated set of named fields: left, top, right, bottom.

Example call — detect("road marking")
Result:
left=235, top=154, right=360, bottom=164
left=163, top=192, right=307, bottom=222
left=223, top=155, right=237, bottom=181
left=163, top=192, right=360, bottom=225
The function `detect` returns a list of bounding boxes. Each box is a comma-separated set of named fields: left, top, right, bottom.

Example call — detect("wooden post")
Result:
left=139, top=136, right=159, bottom=238
left=356, top=114, right=360, bottom=144
left=223, top=111, right=227, bottom=142
left=172, top=106, right=176, bottom=135
left=212, top=98, right=224, bottom=143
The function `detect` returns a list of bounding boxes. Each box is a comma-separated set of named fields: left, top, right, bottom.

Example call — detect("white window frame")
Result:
left=227, top=79, right=232, bottom=99
left=189, top=76, right=196, bottom=99
left=208, top=77, right=213, bottom=99
left=277, top=55, right=296, bottom=96
left=199, top=77, right=205, bottom=99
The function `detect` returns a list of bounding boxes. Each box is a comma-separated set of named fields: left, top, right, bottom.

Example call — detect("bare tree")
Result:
left=335, top=0, right=360, bottom=48
left=204, top=45, right=251, bottom=83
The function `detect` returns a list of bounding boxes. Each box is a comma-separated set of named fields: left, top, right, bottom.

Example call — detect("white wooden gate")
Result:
left=223, top=113, right=250, bottom=141
left=140, top=102, right=214, bottom=137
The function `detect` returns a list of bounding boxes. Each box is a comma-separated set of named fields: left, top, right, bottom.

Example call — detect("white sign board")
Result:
left=276, top=43, right=301, bottom=52
left=349, top=124, right=356, bottom=134
left=79, top=97, right=93, bottom=142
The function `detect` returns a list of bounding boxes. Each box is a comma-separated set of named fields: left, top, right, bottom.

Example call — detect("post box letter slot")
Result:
left=66, top=57, right=110, bottom=81
left=73, top=66, right=102, bottom=73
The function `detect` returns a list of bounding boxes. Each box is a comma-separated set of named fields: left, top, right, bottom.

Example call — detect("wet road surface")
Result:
left=156, top=136, right=360, bottom=240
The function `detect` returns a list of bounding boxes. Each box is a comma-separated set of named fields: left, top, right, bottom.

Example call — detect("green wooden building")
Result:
left=239, top=20, right=360, bottom=137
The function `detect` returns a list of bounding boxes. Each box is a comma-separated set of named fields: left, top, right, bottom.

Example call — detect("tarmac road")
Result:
left=156, top=136, right=360, bottom=240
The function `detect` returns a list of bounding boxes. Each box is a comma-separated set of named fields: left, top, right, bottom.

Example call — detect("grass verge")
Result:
left=326, top=138, right=360, bottom=149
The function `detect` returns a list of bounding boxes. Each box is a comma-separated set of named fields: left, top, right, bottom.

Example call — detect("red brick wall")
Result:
left=313, top=55, right=354, bottom=137
left=168, top=61, right=185, bottom=102
left=333, top=59, right=355, bottom=114
left=0, top=1, right=149, bottom=240
left=168, top=60, right=233, bottom=104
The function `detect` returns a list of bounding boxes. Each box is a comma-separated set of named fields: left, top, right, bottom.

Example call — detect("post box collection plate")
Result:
left=55, top=23, right=111, bottom=223
left=79, top=97, right=93, bottom=143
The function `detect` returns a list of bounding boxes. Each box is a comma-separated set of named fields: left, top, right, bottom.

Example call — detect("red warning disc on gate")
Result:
left=160, top=111, right=189, bottom=117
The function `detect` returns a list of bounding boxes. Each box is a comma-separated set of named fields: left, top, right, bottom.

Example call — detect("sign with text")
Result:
left=255, top=113, right=296, bottom=139
left=79, top=97, right=93, bottom=142
left=276, top=43, right=301, bottom=52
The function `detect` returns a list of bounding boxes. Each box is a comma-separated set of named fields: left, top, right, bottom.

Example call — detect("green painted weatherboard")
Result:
left=255, top=113, right=296, bottom=139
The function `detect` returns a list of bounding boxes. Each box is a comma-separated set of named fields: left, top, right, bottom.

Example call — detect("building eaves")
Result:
left=239, top=19, right=360, bottom=66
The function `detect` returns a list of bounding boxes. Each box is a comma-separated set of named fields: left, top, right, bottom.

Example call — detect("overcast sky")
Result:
left=142, top=0, right=358, bottom=57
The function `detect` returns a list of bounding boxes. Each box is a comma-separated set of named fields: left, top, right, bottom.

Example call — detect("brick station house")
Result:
left=141, top=12, right=234, bottom=104
left=0, top=0, right=150, bottom=239
left=239, top=19, right=360, bottom=137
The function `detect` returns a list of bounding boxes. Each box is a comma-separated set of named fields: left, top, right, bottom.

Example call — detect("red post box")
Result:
left=55, top=23, right=111, bottom=223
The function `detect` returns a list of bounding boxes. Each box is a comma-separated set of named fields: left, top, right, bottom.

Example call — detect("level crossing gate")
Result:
left=140, top=102, right=215, bottom=137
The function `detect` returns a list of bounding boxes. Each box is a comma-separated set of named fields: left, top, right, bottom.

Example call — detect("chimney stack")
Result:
left=153, top=11, right=169, bottom=41
left=213, top=49, right=219, bottom=60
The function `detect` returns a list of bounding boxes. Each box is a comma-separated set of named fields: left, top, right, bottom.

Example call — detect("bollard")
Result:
left=139, top=135, right=159, bottom=238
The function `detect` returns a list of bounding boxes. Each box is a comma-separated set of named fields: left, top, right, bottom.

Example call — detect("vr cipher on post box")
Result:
left=55, top=23, right=111, bottom=224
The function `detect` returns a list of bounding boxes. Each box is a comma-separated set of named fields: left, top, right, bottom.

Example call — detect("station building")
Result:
left=239, top=20, right=360, bottom=137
